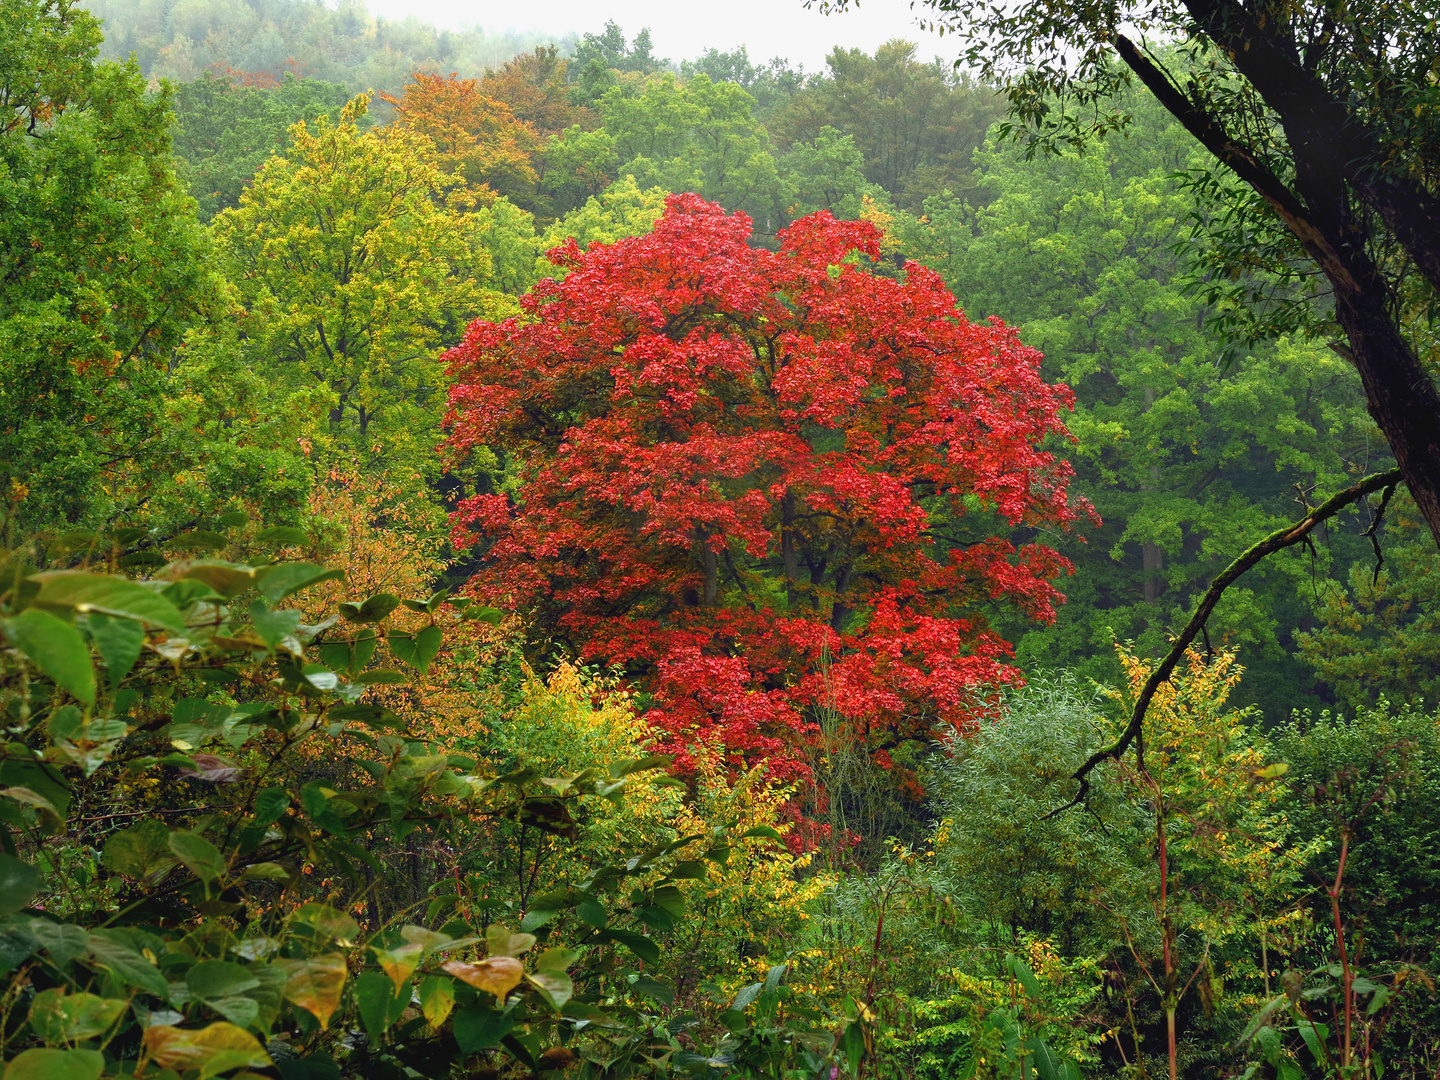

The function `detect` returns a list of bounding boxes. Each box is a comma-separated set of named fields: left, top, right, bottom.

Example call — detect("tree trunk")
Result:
left=1113, top=35, right=1440, bottom=550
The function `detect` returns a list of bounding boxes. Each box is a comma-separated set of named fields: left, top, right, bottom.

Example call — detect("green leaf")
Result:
left=356, top=970, right=407, bottom=1041
left=28, top=988, right=126, bottom=1042
left=0, top=854, right=40, bottom=916
left=31, top=572, right=186, bottom=634
left=179, top=561, right=259, bottom=598
left=1, top=1048, right=104, bottom=1080
left=461, top=606, right=504, bottom=625
left=387, top=624, right=442, bottom=673
left=169, top=529, right=228, bottom=552
left=255, top=563, right=343, bottom=602
left=575, top=900, right=607, bottom=928
left=737, top=825, right=783, bottom=841
left=252, top=788, right=291, bottom=826
left=168, top=830, right=227, bottom=883
left=356, top=594, right=400, bottom=622
left=103, top=818, right=176, bottom=879
left=841, top=1019, right=865, bottom=1075
left=628, top=975, right=673, bottom=1006
left=2, top=609, right=95, bottom=706
left=29, top=921, right=87, bottom=965
left=598, top=928, right=658, bottom=964
left=1008, top=956, right=1042, bottom=1001
left=86, top=612, right=145, bottom=688
left=256, top=526, right=311, bottom=546
left=290, top=903, right=360, bottom=944
left=188, top=960, right=261, bottom=1001
left=419, top=975, right=455, bottom=1029
left=248, top=602, right=301, bottom=651
left=217, top=512, right=250, bottom=528
left=85, top=931, right=167, bottom=997
left=452, top=1004, right=515, bottom=1053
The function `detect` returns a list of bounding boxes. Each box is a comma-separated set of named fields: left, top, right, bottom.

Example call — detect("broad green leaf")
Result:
left=31, top=572, right=186, bottom=634
left=289, top=903, right=359, bottom=944
left=169, top=529, right=227, bottom=552
left=179, top=561, right=259, bottom=598
left=0, top=854, right=40, bottom=916
left=187, top=960, right=261, bottom=1001
left=1, top=1048, right=104, bottom=1080
left=599, top=928, right=659, bottom=964
left=272, top=955, right=347, bottom=1030
left=168, top=830, right=227, bottom=883
left=28, top=989, right=126, bottom=1042
left=526, top=968, right=574, bottom=1011
left=248, top=602, right=301, bottom=651
left=387, top=624, right=442, bottom=674
left=86, top=612, right=145, bottom=688
left=143, top=1022, right=272, bottom=1078
left=28, top=921, right=87, bottom=965
left=357, top=594, right=400, bottom=622
left=251, top=788, right=290, bottom=825
left=255, top=526, right=310, bottom=546
left=355, top=970, right=407, bottom=1041
left=2, top=609, right=95, bottom=706
left=103, top=818, right=176, bottom=879
left=254, top=563, right=343, bottom=603
left=629, top=975, right=674, bottom=1006
left=576, top=900, right=607, bottom=928
left=85, top=932, right=168, bottom=997
left=451, top=1004, right=515, bottom=1054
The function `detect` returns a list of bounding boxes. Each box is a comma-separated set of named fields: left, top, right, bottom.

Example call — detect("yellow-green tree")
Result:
left=213, top=96, right=509, bottom=483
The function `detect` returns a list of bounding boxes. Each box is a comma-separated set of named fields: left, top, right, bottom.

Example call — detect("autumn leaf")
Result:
left=442, top=957, right=525, bottom=1003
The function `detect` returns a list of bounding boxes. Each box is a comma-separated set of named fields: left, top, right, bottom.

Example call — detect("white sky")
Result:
left=365, top=0, right=951, bottom=74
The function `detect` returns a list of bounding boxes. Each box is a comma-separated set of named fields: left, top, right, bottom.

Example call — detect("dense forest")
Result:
left=1, top=0, right=1438, bottom=1077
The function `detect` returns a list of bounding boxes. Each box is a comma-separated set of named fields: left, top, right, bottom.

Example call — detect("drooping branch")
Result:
left=1048, top=467, right=1403, bottom=817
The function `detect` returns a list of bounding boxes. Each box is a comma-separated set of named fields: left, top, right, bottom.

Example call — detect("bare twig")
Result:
left=1047, top=468, right=1403, bottom=818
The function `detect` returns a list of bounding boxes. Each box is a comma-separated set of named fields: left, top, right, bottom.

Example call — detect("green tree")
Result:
left=597, top=74, right=786, bottom=231
left=772, top=41, right=1005, bottom=213
left=0, top=0, right=237, bottom=534
left=171, top=71, right=352, bottom=220
left=901, top=96, right=1384, bottom=714
left=213, top=96, right=506, bottom=486
left=899, top=0, right=1440, bottom=552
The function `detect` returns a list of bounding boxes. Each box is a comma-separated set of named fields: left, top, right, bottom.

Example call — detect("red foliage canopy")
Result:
left=446, top=195, right=1091, bottom=781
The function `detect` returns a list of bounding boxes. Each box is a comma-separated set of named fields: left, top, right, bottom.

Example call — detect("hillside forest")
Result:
left=1, top=0, right=1438, bottom=1077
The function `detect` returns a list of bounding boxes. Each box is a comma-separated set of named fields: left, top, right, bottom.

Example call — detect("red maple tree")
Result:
left=445, top=195, right=1092, bottom=782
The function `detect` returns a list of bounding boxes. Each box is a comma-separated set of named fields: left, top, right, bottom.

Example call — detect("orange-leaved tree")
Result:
left=382, top=72, right=540, bottom=197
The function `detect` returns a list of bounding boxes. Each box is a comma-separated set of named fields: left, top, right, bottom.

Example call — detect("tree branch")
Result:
left=1047, top=467, right=1402, bottom=818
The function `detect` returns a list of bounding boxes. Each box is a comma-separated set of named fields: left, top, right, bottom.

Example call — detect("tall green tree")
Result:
left=0, top=0, right=234, bottom=533
left=212, top=96, right=507, bottom=486
left=772, top=41, right=1005, bottom=213
left=897, top=0, right=1440, bottom=552
left=597, top=73, right=786, bottom=232
left=902, top=96, right=1383, bottom=712
left=171, top=71, right=352, bottom=220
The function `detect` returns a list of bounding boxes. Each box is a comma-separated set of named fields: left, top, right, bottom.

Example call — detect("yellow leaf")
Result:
left=419, top=975, right=455, bottom=1028
left=143, top=1022, right=271, bottom=1079
left=371, top=942, right=424, bottom=992
left=442, top=956, right=524, bottom=1003
left=273, top=955, right=347, bottom=1030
